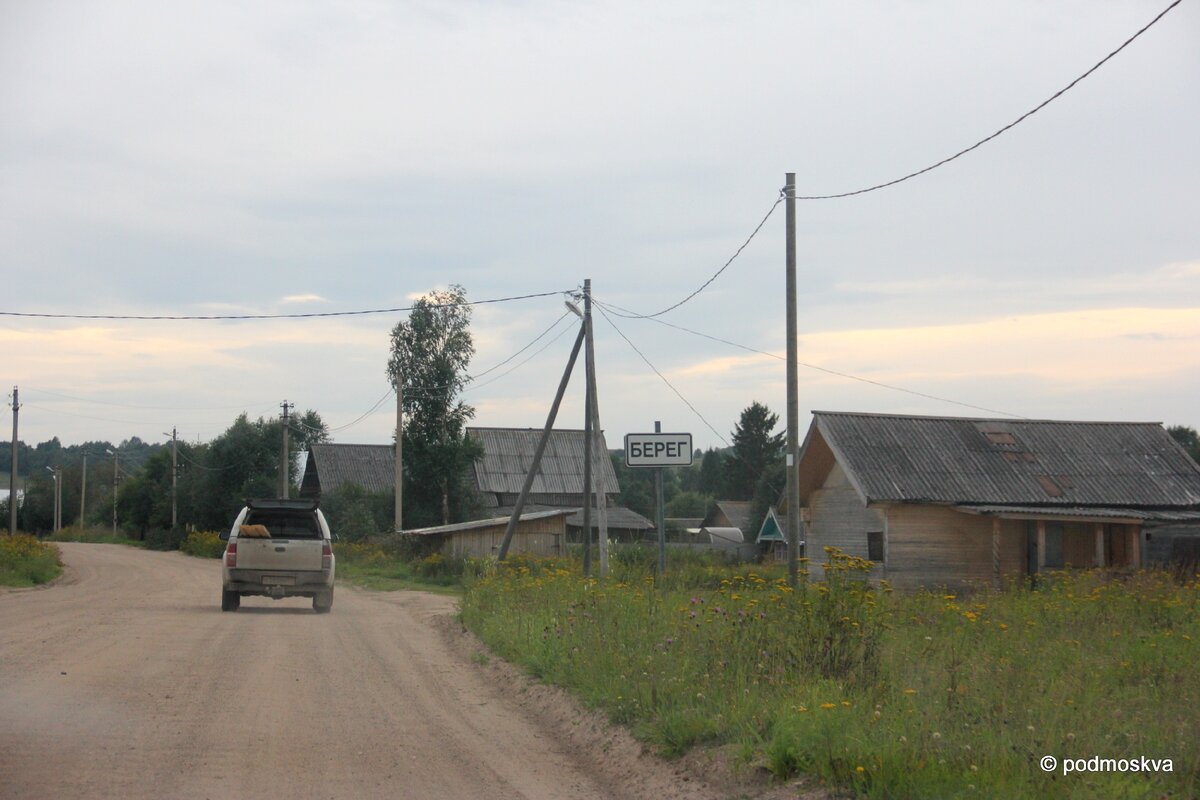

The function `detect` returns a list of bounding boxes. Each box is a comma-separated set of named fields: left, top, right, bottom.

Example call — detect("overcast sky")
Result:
left=2, top=0, right=1198, bottom=454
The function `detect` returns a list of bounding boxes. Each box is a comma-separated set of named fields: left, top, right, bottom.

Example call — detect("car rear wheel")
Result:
left=221, top=588, right=240, bottom=612
left=313, top=588, right=333, bottom=614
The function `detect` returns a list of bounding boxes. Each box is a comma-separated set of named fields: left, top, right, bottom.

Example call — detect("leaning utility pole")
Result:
left=279, top=401, right=292, bottom=499
left=9, top=386, right=19, bottom=535
left=498, top=323, right=587, bottom=561
left=784, top=172, right=801, bottom=588
left=394, top=377, right=404, bottom=531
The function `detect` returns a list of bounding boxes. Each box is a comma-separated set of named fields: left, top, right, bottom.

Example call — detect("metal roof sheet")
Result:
left=812, top=412, right=1200, bottom=508
left=307, top=444, right=394, bottom=494
left=469, top=427, right=621, bottom=495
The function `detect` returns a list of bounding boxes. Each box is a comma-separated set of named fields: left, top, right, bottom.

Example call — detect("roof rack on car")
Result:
left=246, top=498, right=320, bottom=511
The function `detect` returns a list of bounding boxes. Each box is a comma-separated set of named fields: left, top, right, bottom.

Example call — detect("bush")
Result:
left=180, top=530, right=225, bottom=558
left=143, top=527, right=186, bottom=551
left=0, top=534, right=62, bottom=586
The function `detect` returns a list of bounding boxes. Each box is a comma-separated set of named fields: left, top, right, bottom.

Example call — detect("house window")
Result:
left=867, top=530, right=884, bottom=562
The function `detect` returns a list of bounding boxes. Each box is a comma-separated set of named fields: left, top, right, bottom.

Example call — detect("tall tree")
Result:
left=723, top=401, right=784, bottom=501
left=698, top=448, right=724, bottom=496
left=386, top=285, right=482, bottom=527
left=1168, top=425, right=1200, bottom=464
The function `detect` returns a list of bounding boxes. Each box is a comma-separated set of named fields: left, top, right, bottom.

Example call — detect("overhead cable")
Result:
left=592, top=302, right=730, bottom=446
left=0, top=289, right=573, bottom=321
left=594, top=298, right=1026, bottom=419
left=795, top=0, right=1182, bottom=200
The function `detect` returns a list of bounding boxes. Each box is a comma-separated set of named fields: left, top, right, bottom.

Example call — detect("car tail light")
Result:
left=225, top=542, right=237, bottom=568
left=322, top=542, right=333, bottom=571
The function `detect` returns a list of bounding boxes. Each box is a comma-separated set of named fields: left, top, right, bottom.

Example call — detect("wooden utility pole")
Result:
left=784, top=172, right=801, bottom=588
left=581, top=282, right=594, bottom=576
left=170, top=427, right=178, bottom=530
left=585, top=323, right=609, bottom=578
left=654, top=421, right=665, bottom=576
left=498, top=323, right=587, bottom=561
left=9, top=386, right=18, bottom=535
left=80, top=454, right=87, bottom=530
left=279, top=401, right=291, bottom=499
left=394, top=377, right=403, bottom=532
left=111, top=450, right=118, bottom=537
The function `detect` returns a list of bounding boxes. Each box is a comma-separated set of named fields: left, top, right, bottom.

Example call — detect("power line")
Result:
left=0, top=289, right=573, bottom=321
left=594, top=297, right=1026, bottom=419
left=592, top=302, right=729, bottom=446
left=795, top=0, right=1182, bottom=200
left=462, top=317, right=578, bottom=395
left=604, top=1, right=1181, bottom=319
left=603, top=196, right=783, bottom=320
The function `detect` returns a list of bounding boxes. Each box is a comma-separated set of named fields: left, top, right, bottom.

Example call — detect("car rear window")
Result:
left=243, top=511, right=321, bottom=540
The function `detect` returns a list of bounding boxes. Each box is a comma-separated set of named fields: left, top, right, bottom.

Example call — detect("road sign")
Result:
left=624, top=432, right=693, bottom=468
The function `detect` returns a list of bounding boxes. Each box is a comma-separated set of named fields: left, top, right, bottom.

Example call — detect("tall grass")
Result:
left=461, top=549, right=1199, bottom=799
left=0, top=534, right=63, bottom=586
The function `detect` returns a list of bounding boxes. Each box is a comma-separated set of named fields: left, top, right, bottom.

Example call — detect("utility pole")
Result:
left=169, top=428, right=178, bottom=530
left=784, top=172, right=801, bottom=588
left=581, top=281, right=593, bottom=576
left=47, top=467, right=59, bottom=532
left=107, top=448, right=118, bottom=537
left=280, top=401, right=292, bottom=499
left=394, top=377, right=403, bottom=532
left=655, top=421, right=666, bottom=576
left=55, top=469, right=61, bottom=532
left=80, top=454, right=87, bottom=530
left=584, top=309, right=609, bottom=579
left=498, top=323, right=587, bottom=561
left=9, top=386, right=18, bottom=535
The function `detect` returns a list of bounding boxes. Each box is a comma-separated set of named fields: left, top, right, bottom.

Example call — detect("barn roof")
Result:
left=303, top=444, right=394, bottom=495
left=469, top=427, right=621, bottom=496
left=702, top=500, right=753, bottom=531
left=804, top=411, right=1200, bottom=509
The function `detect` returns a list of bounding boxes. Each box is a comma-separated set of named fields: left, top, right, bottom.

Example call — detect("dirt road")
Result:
left=0, top=544, right=773, bottom=800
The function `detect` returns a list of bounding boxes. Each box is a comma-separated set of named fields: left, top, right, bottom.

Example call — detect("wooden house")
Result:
left=298, top=427, right=651, bottom=536
left=777, top=411, right=1200, bottom=590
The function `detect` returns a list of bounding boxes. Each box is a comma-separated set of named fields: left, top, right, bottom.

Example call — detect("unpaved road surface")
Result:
left=0, top=544, right=782, bottom=800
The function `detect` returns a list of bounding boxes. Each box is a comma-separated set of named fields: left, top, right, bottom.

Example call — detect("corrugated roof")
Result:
left=958, top=505, right=1200, bottom=522
left=565, top=506, right=655, bottom=531
left=306, top=444, right=394, bottom=495
left=708, top=500, right=753, bottom=531
left=811, top=411, right=1200, bottom=508
left=405, top=509, right=572, bottom=536
left=469, top=427, right=620, bottom=495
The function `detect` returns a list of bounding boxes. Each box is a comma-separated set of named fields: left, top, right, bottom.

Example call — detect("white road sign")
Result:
left=624, top=432, right=693, bottom=468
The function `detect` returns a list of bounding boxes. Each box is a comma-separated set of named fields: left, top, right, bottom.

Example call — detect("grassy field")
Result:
left=0, top=533, right=62, bottom=587
left=333, top=542, right=465, bottom=594
left=460, top=548, right=1199, bottom=799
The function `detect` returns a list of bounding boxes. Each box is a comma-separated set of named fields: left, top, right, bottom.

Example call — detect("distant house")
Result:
left=774, top=411, right=1200, bottom=590
left=299, top=443, right=393, bottom=497
left=299, top=427, right=652, bottom=537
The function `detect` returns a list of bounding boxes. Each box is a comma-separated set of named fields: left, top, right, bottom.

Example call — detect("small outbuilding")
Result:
left=403, top=509, right=571, bottom=559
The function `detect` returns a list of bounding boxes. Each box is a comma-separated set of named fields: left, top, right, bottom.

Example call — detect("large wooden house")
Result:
left=771, top=411, right=1200, bottom=589
left=299, top=427, right=651, bottom=539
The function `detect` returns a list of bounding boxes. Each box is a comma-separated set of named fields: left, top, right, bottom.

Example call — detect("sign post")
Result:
left=624, top=429, right=693, bottom=575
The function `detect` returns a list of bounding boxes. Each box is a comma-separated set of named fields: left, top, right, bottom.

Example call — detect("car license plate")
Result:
left=262, top=575, right=295, bottom=586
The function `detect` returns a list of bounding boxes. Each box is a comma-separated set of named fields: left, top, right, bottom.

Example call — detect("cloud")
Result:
left=280, top=294, right=327, bottom=305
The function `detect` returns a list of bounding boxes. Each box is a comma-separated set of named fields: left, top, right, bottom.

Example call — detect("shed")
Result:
left=701, top=500, right=753, bottom=535
left=403, top=510, right=571, bottom=559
